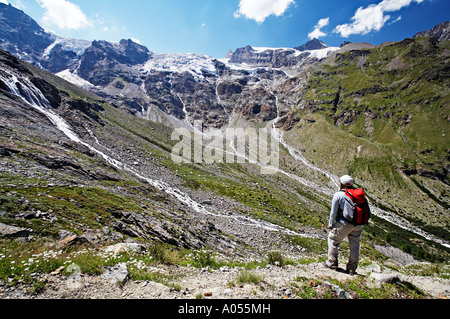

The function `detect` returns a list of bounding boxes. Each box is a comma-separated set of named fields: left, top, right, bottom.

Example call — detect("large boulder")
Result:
left=0, top=223, right=32, bottom=238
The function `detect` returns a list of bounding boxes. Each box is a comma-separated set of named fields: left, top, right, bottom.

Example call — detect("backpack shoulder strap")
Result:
left=345, top=189, right=356, bottom=202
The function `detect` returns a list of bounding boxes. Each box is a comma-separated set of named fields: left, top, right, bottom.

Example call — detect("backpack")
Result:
left=340, top=188, right=371, bottom=225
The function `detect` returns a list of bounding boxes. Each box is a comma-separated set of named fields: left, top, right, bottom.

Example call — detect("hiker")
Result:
left=323, top=175, right=370, bottom=276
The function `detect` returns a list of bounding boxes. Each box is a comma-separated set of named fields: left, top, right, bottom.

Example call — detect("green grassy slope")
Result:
left=279, top=37, right=449, bottom=252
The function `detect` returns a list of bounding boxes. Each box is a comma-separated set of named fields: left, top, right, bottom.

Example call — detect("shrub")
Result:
left=266, top=251, right=285, bottom=266
left=191, top=250, right=217, bottom=269
left=236, top=271, right=263, bottom=285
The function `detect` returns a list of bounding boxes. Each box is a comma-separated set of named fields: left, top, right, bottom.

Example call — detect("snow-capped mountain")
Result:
left=142, top=52, right=218, bottom=78
left=0, top=3, right=341, bottom=128
left=43, top=35, right=91, bottom=59
left=226, top=40, right=339, bottom=73
left=58, top=38, right=339, bottom=128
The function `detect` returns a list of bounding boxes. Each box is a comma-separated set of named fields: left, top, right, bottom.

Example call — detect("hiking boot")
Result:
left=322, top=262, right=338, bottom=270
left=347, top=269, right=356, bottom=276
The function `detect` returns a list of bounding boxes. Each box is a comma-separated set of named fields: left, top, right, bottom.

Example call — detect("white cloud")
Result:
left=37, top=0, right=92, bottom=30
left=379, top=0, right=424, bottom=11
left=389, top=15, right=402, bottom=24
left=316, top=17, right=330, bottom=29
left=334, top=4, right=389, bottom=37
left=334, top=0, right=424, bottom=37
left=234, top=0, right=295, bottom=24
left=308, top=17, right=330, bottom=39
left=0, top=0, right=9, bottom=4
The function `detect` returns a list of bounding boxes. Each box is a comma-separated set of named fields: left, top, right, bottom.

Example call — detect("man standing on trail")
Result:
left=323, top=175, right=370, bottom=276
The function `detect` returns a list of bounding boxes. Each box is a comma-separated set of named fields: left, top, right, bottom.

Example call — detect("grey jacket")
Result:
left=329, top=190, right=349, bottom=228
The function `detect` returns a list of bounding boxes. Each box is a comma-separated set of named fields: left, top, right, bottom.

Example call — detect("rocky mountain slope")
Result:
left=0, top=3, right=54, bottom=66
left=414, top=21, right=449, bottom=42
left=0, top=3, right=90, bottom=73
left=0, top=3, right=449, bottom=299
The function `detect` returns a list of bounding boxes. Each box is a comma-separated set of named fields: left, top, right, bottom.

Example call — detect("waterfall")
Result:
left=1, top=71, right=81, bottom=143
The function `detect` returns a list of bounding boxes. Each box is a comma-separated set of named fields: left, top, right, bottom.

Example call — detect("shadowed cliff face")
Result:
left=77, top=40, right=152, bottom=86
left=0, top=3, right=54, bottom=64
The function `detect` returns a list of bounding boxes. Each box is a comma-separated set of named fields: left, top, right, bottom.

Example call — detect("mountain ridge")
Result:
left=0, top=2, right=337, bottom=129
left=413, top=21, right=450, bottom=42
left=0, top=3, right=336, bottom=75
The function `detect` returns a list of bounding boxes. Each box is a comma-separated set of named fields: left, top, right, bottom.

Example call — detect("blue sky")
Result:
left=2, top=0, right=449, bottom=57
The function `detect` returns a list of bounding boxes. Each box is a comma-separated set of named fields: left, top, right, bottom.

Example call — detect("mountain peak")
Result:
left=413, top=21, right=450, bottom=42
left=88, top=38, right=150, bottom=64
left=295, top=38, right=329, bottom=51
left=0, top=2, right=54, bottom=64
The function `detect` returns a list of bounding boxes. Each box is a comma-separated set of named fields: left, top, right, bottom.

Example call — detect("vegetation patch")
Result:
left=291, top=276, right=427, bottom=299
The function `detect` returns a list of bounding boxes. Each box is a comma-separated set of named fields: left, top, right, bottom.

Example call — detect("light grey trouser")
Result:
left=326, top=220, right=364, bottom=272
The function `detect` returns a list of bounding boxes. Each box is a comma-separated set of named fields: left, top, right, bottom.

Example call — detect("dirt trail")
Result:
left=2, top=262, right=448, bottom=300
